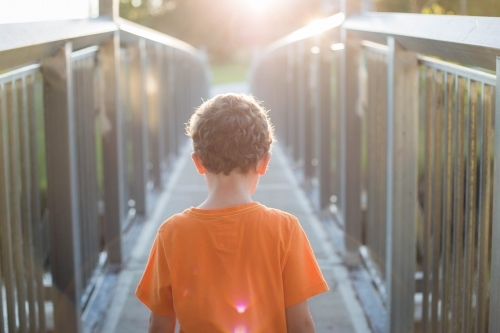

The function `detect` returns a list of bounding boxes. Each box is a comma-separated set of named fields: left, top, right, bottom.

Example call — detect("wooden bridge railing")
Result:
left=251, top=5, right=500, bottom=333
left=0, top=5, right=210, bottom=332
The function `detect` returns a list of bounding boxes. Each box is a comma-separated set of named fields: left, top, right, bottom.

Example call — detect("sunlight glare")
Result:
left=331, top=43, right=345, bottom=51
left=305, top=13, right=345, bottom=36
left=286, top=13, right=345, bottom=43
left=241, top=0, right=269, bottom=13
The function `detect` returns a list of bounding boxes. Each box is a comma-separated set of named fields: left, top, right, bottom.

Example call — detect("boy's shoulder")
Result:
left=262, top=206, right=299, bottom=223
left=157, top=205, right=300, bottom=234
left=156, top=210, right=192, bottom=233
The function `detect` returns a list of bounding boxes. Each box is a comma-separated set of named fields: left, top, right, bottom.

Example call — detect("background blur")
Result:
left=119, top=0, right=500, bottom=83
left=2, top=0, right=499, bottom=83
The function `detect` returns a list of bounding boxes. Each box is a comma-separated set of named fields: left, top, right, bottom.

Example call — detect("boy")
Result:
left=136, top=94, right=328, bottom=333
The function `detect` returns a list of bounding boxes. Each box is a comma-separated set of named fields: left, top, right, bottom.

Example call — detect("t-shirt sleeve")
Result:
left=282, top=219, right=329, bottom=307
left=135, top=232, right=175, bottom=316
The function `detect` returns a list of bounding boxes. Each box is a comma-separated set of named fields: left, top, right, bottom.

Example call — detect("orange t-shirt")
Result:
left=136, top=202, right=328, bottom=332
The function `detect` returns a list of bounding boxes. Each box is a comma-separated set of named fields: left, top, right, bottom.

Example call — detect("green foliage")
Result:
left=210, top=61, right=250, bottom=85
left=376, top=0, right=500, bottom=16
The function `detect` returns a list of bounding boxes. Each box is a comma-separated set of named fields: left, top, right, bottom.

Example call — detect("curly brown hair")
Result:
left=186, top=93, right=275, bottom=175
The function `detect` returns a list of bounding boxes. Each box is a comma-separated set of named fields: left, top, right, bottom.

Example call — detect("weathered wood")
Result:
left=0, top=19, right=116, bottom=71
left=344, top=13, right=500, bottom=71
left=303, top=42, right=315, bottom=183
left=318, top=35, right=332, bottom=210
left=147, top=44, right=163, bottom=189
left=166, top=46, right=178, bottom=163
left=385, top=37, right=418, bottom=333
left=489, top=56, right=500, bottom=333
left=0, top=78, right=17, bottom=333
left=42, top=42, right=83, bottom=333
left=7, top=80, right=28, bottom=333
left=27, top=73, right=46, bottom=332
left=296, top=41, right=306, bottom=177
left=18, top=75, right=38, bottom=332
left=99, top=32, right=125, bottom=266
left=128, top=39, right=149, bottom=216
left=341, top=30, right=362, bottom=264
left=286, top=44, right=296, bottom=159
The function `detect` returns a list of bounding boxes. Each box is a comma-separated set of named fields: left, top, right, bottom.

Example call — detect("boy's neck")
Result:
left=197, top=170, right=259, bottom=210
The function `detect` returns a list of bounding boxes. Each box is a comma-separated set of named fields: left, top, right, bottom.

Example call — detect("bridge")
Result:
left=0, top=0, right=499, bottom=332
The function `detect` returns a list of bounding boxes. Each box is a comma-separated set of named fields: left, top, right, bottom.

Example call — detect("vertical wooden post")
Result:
left=286, top=45, right=296, bottom=159
left=385, top=37, right=418, bottom=333
left=0, top=78, right=19, bottom=333
left=99, top=31, right=125, bottom=267
left=42, top=42, right=83, bottom=333
left=129, top=39, right=149, bottom=216
left=489, top=56, right=500, bottom=333
left=296, top=41, right=306, bottom=176
left=304, top=39, right=316, bottom=182
left=147, top=44, right=163, bottom=189
left=318, top=34, right=332, bottom=211
left=341, top=29, right=362, bottom=263
left=341, top=0, right=362, bottom=263
left=166, top=47, right=177, bottom=163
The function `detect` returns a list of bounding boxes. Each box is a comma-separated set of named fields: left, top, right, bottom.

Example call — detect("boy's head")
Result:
left=186, top=93, right=275, bottom=176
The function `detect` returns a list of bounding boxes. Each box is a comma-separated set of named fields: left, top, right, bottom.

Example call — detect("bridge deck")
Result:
left=99, top=84, right=371, bottom=333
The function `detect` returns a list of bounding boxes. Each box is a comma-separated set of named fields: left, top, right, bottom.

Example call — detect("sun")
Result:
left=241, top=0, right=269, bottom=13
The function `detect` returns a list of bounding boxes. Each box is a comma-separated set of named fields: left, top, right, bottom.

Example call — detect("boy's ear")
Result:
left=191, top=153, right=206, bottom=175
left=256, top=152, right=271, bottom=175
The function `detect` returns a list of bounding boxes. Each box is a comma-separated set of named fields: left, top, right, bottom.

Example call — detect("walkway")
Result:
left=99, top=83, right=371, bottom=333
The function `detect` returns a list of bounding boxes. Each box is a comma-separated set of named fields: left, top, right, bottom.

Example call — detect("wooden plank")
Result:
left=166, top=46, right=177, bottom=162
left=421, top=67, right=434, bottom=332
left=476, top=83, right=493, bottom=333
left=74, top=59, right=90, bottom=288
left=303, top=41, right=315, bottom=182
left=341, top=30, right=362, bottom=264
left=147, top=45, right=162, bottom=189
left=441, top=73, right=455, bottom=332
left=489, top=56, right=500, bottom=333
left=128, top=39, right=148, bottom=216
left=366, top=50, right=377, bottom=259
left=7, top=80, right=28, bottom=333
left=99, top=32, right=125, bottom=266
left=18, top=75, right=38, bottom=332
left=385, top=37, right=418, bottom=333
left=86, top=56, right=100, bottom=278
left=431, top=70, right=444, bottom=332
left=344, top=13, right=500, bottom=71
left=41, top=42, right=83, bottom=333
left=26, top=73, right=46, bottom=332
left=296, top=41, right=306, bottom=176
left=451, top=76, right=466, bottom=332
left=318, top=35, right=332, bottom=211
left=463, top=80, right=478, bottom=333
left=0, top=82, right=17, bottom=333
